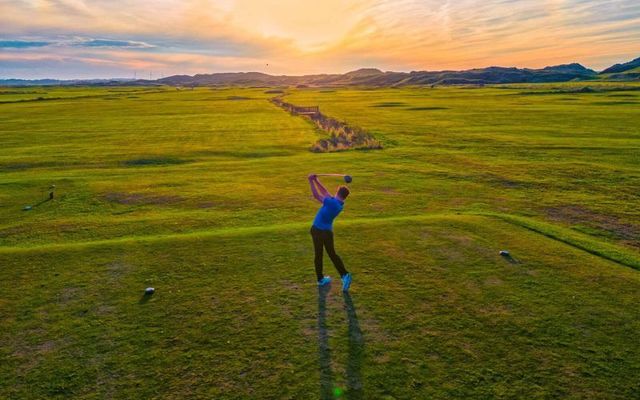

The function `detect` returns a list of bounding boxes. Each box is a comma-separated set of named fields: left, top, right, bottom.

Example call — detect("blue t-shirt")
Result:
left=312, top=197, right=344, bottom=231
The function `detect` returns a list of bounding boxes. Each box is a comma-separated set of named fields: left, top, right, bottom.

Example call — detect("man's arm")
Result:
left=308, top=174, right=325, bottom=203
left=314, top=177, right=331, bottom=198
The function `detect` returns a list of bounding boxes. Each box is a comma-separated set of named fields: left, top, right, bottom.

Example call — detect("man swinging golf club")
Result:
left=308, top=174, right=352, bottom=291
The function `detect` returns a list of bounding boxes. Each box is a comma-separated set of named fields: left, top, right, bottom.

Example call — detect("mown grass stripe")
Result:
left=2, top=212, right=639, bottom=273
left=0, top=213, right=457, bottom=254
left=476, top=212, right=640, bottom=270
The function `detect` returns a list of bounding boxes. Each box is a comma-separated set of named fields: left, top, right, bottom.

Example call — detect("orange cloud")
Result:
left=1, top=0, right=639, bottom=78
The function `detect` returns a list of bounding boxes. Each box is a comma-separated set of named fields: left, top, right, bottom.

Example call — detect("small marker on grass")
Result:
left=500, top=250, right=520, bottom=264
left=23, top=184, right=57, bottom=211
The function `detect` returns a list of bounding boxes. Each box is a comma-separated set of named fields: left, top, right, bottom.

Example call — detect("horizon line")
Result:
left=2, top=56, right=637, bottom=81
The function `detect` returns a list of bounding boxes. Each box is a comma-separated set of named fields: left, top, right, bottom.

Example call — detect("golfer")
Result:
left=308, top=174, right=352, bottom=291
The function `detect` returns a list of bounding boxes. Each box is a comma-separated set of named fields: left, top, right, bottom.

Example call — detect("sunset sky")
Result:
left=1, top=0, right=639, bottom=79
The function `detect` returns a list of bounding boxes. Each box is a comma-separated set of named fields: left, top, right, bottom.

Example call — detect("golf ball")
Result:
left=145, top=287, right=155, bottom=295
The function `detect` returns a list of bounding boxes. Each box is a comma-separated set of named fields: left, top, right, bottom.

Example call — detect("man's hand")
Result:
left=308, top=174, right=323, bottom=203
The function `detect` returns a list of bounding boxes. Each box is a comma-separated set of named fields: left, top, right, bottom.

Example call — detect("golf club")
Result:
left=315, top=174, right=353, bottom=183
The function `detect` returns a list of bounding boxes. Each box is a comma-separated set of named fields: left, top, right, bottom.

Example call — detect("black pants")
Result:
left=311, top=226, right=348, bottom=281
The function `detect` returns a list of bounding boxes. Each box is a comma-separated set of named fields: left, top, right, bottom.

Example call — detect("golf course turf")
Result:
left=1, top=84, right=639, bottom=399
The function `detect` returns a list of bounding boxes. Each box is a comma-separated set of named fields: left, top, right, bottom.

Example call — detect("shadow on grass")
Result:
left=343, top=291, right=364, bottom=399
left=23, top=197, right=52, bottom=211
left=138, top=293, right=153, bottom=304
left=317, top=287, right=365, bottom=400
left=32, top=198, right=52, bottom=207
left=501, top=253, right=520, bottom=264
left=317, top=285, right=333, bottom=399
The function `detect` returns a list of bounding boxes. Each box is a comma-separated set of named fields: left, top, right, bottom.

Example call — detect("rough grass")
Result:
left=1, top=216, right=639, bottom=399
left=1, top=83, right=639, bottom=399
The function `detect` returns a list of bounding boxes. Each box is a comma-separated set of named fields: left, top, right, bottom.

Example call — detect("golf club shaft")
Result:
left=315, top=173, right=346, bottom=177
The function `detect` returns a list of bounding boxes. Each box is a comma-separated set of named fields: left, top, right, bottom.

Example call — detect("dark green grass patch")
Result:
left=371, top=102, right=406, bottom=107
left=0, top=90, right=46, bottom=95
left=0, top=161, right=61, bottom=172
left=517, top=87, right=597, bottom=95
left=405, top=106, right=448, bottom=111
left=123, top=157, right=189, bottom=167
left=591, top=101, right=639, bottom=106
left=193, top=149, right=295, bottom=158
left=0, top=96, right=63, bottom=104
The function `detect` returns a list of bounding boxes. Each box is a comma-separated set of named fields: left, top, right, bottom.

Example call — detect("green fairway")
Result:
left=1, top=84, right=639, bottom=399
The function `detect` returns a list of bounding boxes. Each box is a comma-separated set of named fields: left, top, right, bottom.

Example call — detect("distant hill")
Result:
left=599, top=57, right=640, bottom=81
left=601, top=57, right=640, bottom=74
left=157, top=64, right=597, bottom=87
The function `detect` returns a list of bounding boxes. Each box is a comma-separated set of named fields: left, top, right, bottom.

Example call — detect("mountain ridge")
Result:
left=601, top=57, right=640, bottom=74
left=155, top=63, right=599, bottom=87
left=2, top=56, right=638, bottom=86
